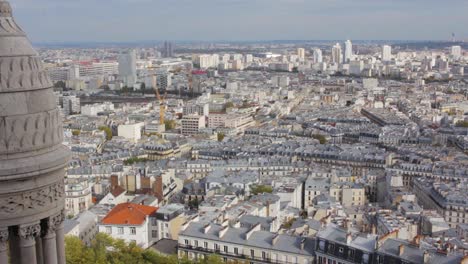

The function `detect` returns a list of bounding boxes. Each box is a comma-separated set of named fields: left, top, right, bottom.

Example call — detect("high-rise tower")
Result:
left=344, top=40, right=353, bottom=63
left=0, top=1, right=70, bottom=264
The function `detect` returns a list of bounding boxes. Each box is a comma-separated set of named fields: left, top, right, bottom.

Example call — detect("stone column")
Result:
left=55, top=213, right=66, bottom=264
left=18, top=223, right=41, bottom=264
left=35, top=237, right=44, bottom=264
left=0, top=228, right=9, bottom=264
left=42, top=214, right=63, bottom=264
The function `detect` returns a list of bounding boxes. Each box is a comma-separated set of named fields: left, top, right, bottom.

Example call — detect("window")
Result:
left=204, top=242, right=208, bottom=249
left=339, top=247, right=344, bottom=253
left=118, top=227, right=123, bottom=234
left=130, top=227, right=136, bottom=235
left=327, top=243, right=334, bottom=253
left=234, top=247, right=238, bottom=255
left=214, top=243, right=220, bottom=251
left=152, top=230, right=157, bottom=238
left=195, top=240, right=199, bottom=247
left=106, top=227, right=112, bottom=234
left=185, top=239, right=189, bottom=245
left=262, top=251, right=266, bottom=260
left=224, top=246, right=228, bottom=253
left=250, top=249, right=255, bottom=257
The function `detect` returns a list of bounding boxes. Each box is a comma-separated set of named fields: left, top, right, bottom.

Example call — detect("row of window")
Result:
left=106, top=226, right=136, bottom=235
left=183, top=239, right=300, bottom=262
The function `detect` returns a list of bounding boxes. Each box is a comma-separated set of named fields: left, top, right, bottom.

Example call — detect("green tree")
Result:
left=250, top=185, right=273, bottom=195
left=225, top=102, right=234, bottom=109
left=65, top=233, right=225, bottom=264
left=124, top=157, right=148, bottom=165
left=98, top=126, right=113, bottom=140
left=217, top=132, right=225, bottom=142
left=164, top=120, right=176, bottom=130
left=54, top=81, right=66, bottom=89
left=65, top=236, right=94, bottom=264
left=202, top=255, right=224, bottom=264
left=312, top=134, right=327, bottom=144
left=456, top=121, right=468, bottom=128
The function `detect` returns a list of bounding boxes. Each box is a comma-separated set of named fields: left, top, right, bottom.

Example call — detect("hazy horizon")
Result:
left=11, top=0, right=468, bottom=43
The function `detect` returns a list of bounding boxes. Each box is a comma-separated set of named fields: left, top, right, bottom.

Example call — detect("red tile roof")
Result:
left=101, top=203, right=158, bottom=225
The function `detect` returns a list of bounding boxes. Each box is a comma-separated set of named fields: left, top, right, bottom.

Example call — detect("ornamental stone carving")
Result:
left=18, top=223, right=41, bottom=240
left=0, top=109, right=63, bottom=153
left=0, top=181, right=64, bottom=216
left=43, top=211, right=65, bottom=236
left=0, top=228, right=7, bottom=250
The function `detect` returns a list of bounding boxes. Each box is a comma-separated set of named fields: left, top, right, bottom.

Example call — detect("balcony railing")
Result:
left=178, top=244, right=311, bottom=264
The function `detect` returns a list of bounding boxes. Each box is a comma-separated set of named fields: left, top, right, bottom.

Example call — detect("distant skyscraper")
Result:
left=382, top=45, right=392, bottom=62
left=118, top=49, right=137, bottom=87
left=344, top=40, right=353, bottom=63
left=313, top=48, right=323, bottom=63
left=162, top=41, right=174, bottom=58
left=451, top=45, right=462, bottom=59
left=331, top=43, right=342, bottom=64
left=297, top=48, right=305, bottom=61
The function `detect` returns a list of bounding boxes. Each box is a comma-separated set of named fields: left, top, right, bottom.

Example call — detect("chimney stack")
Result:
left=272, top=234, right=279, bottom=246
left=203, top=223, right=211, bottom=234
left=399, top=244, right=405, bottom=256
left=423, top=251, right=430, bottom=264
left=346, top=233, right=353, bottom=244
left=300, top=238, right=306, bottom=250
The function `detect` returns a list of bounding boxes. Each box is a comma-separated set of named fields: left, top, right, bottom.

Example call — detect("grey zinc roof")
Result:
left=317, top=224, right=377, bottom=252
left=378, top=238, right=462, bottom=264
left=64, top=219, right=80, bottom=234
left=181, top=222, right=315, bottom=256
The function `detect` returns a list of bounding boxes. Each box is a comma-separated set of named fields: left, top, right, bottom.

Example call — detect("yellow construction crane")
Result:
left=153, top=83, right=167, bottom=125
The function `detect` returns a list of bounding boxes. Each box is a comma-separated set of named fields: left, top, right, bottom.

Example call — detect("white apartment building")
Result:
left=65, top=178, right=93, bottom=217
left=181, top=115, right=205, bottom=135
left=118, top=122, right=145, bottom=142
left=99, top=203, right=159, bottom=249
left=178, top=222, right=315, bottom=264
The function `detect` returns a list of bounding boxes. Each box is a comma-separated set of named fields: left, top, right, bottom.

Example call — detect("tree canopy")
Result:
left=456, top=120, right=468, bottom=128
left=250, top=185, right=273, bottom=195
left=98, top=126, right=113, bottom=140
left=65, top=233, right=227, bottom=264
left=312, top=134, right=327, bottom=144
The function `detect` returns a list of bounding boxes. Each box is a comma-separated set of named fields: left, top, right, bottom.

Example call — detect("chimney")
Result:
left=423, top=251, right=430, bottom=264
left=246, top=223, right=261, bottom=240
left=218, top=226, right=229, bottom=238
left=461, top=256, right=468, bottom=264
left=181, top=221, right=190, bottom=231
left=221, top=219, right=229, bottom=227
left=346, top=233, right=353, bottom=245
left=272, top=234, right=279, bottom=246
left=111, top=175, right=119, bottom=189
left=413, top=235, right=422, bottom=246
left=300, top=238, right=306, bottom=250
left=203, top=223, right=211, bottom=234
left=399, top=244, right=405, bottom=256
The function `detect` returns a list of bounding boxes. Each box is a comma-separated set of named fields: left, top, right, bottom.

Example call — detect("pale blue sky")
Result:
left=10, top=0, right=468, bottom=43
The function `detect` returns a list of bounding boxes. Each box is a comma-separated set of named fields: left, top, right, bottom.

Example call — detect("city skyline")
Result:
left=11, top=0, right=468, bottom=43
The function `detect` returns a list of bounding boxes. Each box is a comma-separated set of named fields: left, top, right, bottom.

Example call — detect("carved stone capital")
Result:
left=18, top=223, right=41, bottom=240
left=0, top=228, right=8, bottom=251
left=43, top=211, right=65, bottom=236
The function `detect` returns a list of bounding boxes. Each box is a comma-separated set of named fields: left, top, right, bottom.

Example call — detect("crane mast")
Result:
left=153, top=81, right=167, bottom=125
